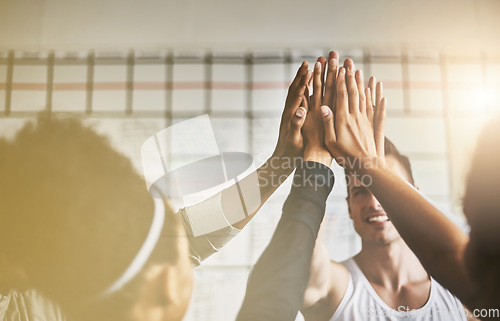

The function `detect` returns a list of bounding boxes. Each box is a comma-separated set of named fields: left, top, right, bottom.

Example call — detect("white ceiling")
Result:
left=0, top=0, right=499, bottom=51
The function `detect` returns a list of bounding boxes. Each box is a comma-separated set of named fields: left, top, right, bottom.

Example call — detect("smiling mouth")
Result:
left=365, top=215, right=390, bottom=223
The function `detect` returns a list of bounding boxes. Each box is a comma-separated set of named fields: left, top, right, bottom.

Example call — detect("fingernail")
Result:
left=357, top=70, right=363, bottom=79
left=295, top=107, right=305, bottom=117
left=348, top=64, right=354, bottom=71
left=321, top=106, right=330, bottom=117
left=340, top=67, right=345, bottom=75
left=315, top=61, right=321, bottom=70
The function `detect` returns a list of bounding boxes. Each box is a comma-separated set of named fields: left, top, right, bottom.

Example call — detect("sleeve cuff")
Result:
left=282, top=161, right=335, bottom=238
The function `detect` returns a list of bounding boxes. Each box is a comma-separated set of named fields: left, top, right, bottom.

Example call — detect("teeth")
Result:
left=367, top=215, right=388, bottom=222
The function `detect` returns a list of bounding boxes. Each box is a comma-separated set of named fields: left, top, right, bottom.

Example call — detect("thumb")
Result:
left=321, top=106, right=336, bottom=146
left=291, top=107, right=306, bottom=145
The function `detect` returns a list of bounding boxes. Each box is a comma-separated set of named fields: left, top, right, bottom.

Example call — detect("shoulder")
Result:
left=430, top=278, right=470, bottom=320
left=1, top=288, right=67, bottom=321
left=330, top=259, right=350, bottom=282
left=329, top=259, right=352, bottom=304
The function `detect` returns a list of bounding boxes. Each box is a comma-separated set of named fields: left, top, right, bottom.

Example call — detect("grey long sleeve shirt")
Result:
left=236, top=161, right=335, bottom=321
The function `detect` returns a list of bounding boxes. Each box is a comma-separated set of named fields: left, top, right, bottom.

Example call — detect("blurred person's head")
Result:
left=0, top=115, right=193, bottom=321
left=463, top=117, right=500, bottom=305
left=346, top=138, right=415, bottom=246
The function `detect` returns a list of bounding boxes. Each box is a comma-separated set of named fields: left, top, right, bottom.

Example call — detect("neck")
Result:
left=355, top=238, right=428, bottom=291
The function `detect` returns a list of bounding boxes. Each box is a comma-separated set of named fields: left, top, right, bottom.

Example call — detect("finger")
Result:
left=368, top=76, right=376, bottom=103
left=356, top=70, right=366, bottom=114
left=331, top=52, right=340, bottom=114
left=289, top=61, right=308, bottom=93
left=365, top=88, right=374, bottom=124
left=301, top=70, right=312, bottom=107
left=312, top=61, right=323, bottom=110
left=299, top=70, right=312, bottom=95
left=323, top=51, right=339, bottom=109
left=282, top=61, right=308, bottom=125
left=307, top=68, right=314, bottom=95
left=321, top=105, right=336, bottom=147
left=291, top=107, right=307, bottom=146
left=285, top=70, right=311, bottom=115
left=345, top=63, right=359, bottom=114
left=317, top=56, right=327, bottom=97
left=304, top=85, right=310, bottom=107
left=374, top=97, right=387, bottom=158
left=343, top=58, right=355, bottom=71
left=301, top=95, right=309, bottom=111
left=336, top=67, right=348, bottom=120
left=376, top=81, right=383, bottom=106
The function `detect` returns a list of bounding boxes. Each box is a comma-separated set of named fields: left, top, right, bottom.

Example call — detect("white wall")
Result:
left=1, top=0, right=500, bottom=51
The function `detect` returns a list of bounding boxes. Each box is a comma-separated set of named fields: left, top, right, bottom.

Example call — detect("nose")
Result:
left=366, top=192, right=383, bottom=212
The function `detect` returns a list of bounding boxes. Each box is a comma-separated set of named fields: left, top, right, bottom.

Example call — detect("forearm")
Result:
left=301, top=150, right=335, bottom=308
left=180, top=156, right=295, bottom=265
left=229, top=155, right=296, bottom=229
left=236, top=161, right=334, bottom=321
left=302, top=229, right=332, bottom=308
left=180, top=59, right=311, bottom=264
left=362, top=163, right=475, bottom=301
left=237, top=219, right=318, bottom=321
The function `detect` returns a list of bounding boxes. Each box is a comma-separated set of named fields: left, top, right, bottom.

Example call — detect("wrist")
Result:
left=256, top=154, right=298, bottom=191
left=347, top=155, right=385, bottom=176
left=304, top=147, right=332, bottom=167
left=267, top=153, right=300, bottom=174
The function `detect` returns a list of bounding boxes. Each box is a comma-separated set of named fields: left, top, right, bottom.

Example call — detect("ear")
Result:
left=133, top=263, right=193, bottom=321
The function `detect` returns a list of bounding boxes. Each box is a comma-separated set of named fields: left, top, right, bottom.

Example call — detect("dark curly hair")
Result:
left=0, top=114, right=180, bottom=320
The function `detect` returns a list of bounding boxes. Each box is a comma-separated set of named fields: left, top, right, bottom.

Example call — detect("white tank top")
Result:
left=330, top=258, right=467, bottom=321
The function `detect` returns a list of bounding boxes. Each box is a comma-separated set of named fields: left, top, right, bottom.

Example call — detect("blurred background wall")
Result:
left=1, top=0, right=500, bottom=51
left=1, top=0, right=500, bottom=320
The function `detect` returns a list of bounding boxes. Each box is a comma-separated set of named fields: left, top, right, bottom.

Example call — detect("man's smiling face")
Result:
left=347, top=155, right=413, bottom=246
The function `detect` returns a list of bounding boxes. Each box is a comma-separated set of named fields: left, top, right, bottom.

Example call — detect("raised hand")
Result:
left=272, top=61, right=312, bottom=161
left=301, top=52, right=339, bottom=166
left=320, top=61, right=387, bottom=173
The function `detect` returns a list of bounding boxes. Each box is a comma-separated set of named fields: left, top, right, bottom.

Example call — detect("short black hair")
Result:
left=383, top=137, right=415, bottom=185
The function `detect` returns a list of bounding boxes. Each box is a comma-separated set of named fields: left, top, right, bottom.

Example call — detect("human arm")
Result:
left=179, top=62, right=312, bottom=265
left=236, top=159, right=335, bottom=321
left=299, top=53, right=351, bottom=320
left=231, top=60, right=313, bottom=229
left=320, top=64, right=478, bottom=307
left=236, top=59, right=336, bottom=321
left=351, top=162, right=475, bottom=305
